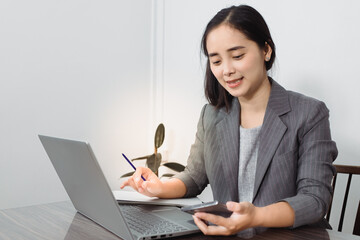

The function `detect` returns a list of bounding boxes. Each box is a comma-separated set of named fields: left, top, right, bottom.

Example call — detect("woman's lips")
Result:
left=226, top=77, right=243, bottom=88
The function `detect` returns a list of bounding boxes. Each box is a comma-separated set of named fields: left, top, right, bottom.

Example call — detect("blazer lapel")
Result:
left=253, top=80, right=291, bottom=201
left=216, top=99, right=240, bottom=201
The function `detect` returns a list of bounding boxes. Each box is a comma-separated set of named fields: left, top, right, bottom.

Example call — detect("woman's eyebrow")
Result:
left=208, top=52, right=219, bottom=57
left=208, top=46, right=245, bottom=57
left=228, top=46, right=245, bottom=52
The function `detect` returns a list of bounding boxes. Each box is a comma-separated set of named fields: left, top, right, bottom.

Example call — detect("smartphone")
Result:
left=181, top=200, right=232, bottom=218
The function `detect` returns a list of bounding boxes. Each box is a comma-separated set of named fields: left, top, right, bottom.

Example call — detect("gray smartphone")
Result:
left=181, top=200, right=232, bottom=218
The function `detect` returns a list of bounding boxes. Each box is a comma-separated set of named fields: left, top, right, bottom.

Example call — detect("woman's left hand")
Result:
left=192, top=201, right=260, bottom=236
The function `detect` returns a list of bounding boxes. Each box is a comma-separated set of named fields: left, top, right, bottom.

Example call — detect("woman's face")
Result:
left=206, top=24, right=272, bottom=101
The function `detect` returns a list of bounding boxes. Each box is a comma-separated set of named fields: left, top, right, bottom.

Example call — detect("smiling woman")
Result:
left=202, top=5, right=275, bottom=112
left=121, top=4, right=338, bottom=238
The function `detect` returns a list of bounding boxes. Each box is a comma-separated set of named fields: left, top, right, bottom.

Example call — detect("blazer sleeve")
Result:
left=282, top=101, right=338, bottom=228
left=173, top=104, right=209, bottom=197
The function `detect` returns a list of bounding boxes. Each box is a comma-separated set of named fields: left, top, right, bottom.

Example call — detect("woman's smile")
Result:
left=225, top=77, right=244, bottom=88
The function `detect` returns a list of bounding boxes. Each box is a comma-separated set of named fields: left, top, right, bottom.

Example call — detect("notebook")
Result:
left=39, top=135, right=200, bottom=240
left=113, top=189, right=202, bottom=207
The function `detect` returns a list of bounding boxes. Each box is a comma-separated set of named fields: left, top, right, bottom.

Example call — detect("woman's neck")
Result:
left=238, top=78, right=271, bottom=128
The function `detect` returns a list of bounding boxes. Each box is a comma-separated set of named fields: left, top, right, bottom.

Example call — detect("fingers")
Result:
left=120, top=167, right=162, bottom=197
left=194, top=212, right=228, bottom=227
left=132, top=167, right=147, bottom=184
left=226, top=201, right=242, bottom=212
left=192, top=215, right=208, bottom=231
left=192, top=215, right=231, bottom=236
left=192, top=202, right=256, bottom=236
left=120, top=176, right=140, bottom=192
left=120, top=179, right=129, bottom=189
left=226, top=201, right=252, bottom=213
left=119, top=167, right=146, bottom=191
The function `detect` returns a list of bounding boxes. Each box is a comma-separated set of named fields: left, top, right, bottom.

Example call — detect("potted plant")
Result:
left=121, top=123, right=185, bottom=178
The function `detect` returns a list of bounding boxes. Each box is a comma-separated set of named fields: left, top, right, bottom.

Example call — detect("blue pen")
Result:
left=122, top=153, right=146, bottom=181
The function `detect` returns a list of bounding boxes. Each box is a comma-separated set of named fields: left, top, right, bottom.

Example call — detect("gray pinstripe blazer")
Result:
left=175, top=79, right=338, bottom=229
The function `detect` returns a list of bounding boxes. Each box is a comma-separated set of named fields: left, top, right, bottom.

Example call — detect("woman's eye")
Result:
left=234, top=54, right=244, bottom=59
left=212, top=60, right=221, bottom=65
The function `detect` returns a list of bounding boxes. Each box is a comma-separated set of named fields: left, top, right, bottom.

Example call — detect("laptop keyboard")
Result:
left=119, top=205, right=188, bottom=235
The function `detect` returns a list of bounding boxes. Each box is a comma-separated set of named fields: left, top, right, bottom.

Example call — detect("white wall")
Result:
left=1, top=0, right=359, bottom=234
left=157, top=0, right=360, bottom=234
left=0, top=0, right=153, bottom=209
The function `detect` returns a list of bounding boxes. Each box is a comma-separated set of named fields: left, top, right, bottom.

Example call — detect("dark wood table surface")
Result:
left=0, top=201, right=359, bottom=240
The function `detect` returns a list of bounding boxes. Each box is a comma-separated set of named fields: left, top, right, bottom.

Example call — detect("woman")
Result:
left=121, top=5, right=338, bottom=237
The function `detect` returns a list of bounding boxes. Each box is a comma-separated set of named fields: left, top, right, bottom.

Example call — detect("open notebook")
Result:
left=113, top=190, right=203, bottom=207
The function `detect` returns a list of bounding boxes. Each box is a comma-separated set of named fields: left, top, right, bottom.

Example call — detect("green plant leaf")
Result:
left=154, top=123, right=165, bottom=149
left=120, top=171, right=135, bottom=178
left=132, top=155, right=152, bottom=161
left=161, top=173, right=175, bottom=178
left=162, top=162, right=185, bottom=172
left=145, top=153, right=162, bottom=176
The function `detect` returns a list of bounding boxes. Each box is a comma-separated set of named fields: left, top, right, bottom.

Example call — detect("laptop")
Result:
left=39, top=135, right=200, bottom=240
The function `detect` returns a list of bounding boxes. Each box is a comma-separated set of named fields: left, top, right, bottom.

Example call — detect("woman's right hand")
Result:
left=120, top=167, right=163, bottom=197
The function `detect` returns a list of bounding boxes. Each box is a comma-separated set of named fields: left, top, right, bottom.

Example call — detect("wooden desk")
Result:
left=0, top=201, right=359, bottom=240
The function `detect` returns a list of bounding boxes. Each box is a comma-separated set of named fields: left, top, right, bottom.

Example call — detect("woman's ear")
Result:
left=264, top=42, right=272, bottom=61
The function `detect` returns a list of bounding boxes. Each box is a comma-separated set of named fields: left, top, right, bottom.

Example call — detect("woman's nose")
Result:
left=223, top=61, right=235, bottom=76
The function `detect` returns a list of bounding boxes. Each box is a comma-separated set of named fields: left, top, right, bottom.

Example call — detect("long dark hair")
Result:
left=202, top=5, right=276, bottom=111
